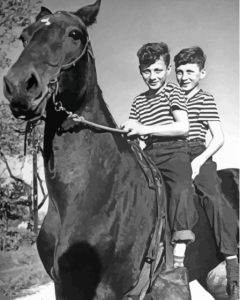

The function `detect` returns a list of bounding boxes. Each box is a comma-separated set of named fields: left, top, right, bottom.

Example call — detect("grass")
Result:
left=0, top=244, right=51, bottom=298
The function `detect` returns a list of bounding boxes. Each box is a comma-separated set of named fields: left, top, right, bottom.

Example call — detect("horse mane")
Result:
left=97, top=86, right=118, bottom=128
left=96, top=85, right=133, bottom=152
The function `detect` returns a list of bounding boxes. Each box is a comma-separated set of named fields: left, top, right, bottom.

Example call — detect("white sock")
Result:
left=173, top=243, right=187, bottom=267
left=226, top=255, right=238, bottom=260
left=174, top=243, right=187, bottom=257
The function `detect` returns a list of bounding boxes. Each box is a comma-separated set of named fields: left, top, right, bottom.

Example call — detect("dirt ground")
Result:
left=14, top=282, right=55, bottom=300
left=0, top=243, right=217, bottom=300
left=6, top=278, right=216, bottom=300
left=0, top=243, right=229, bottom=300
left=13, top=280, right=216, bottom=300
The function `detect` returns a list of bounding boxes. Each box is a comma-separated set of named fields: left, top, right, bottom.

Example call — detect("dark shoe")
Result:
left=227, top=282, right=239, bottom=300
left=226, top=258, right=239, bottom=299
left=150, top=267, right=191, bottom=300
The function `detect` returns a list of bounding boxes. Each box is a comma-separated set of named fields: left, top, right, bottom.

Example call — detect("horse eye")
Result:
left=69, top=30, right=81, bottom=40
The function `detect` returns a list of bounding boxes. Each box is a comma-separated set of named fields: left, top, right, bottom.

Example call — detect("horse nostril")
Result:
left=3, top=76, right=13, bottom=98
left=11, top=100, right=28, bottom=111
left=26, top=73, right=39, bottom=93
left=11, top=101, right=20, bottom=110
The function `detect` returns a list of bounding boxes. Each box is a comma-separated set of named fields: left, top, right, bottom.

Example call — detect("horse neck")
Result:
left=62, top=52, right=117, bottom=129
left=44, top=53, right=129, bottom=214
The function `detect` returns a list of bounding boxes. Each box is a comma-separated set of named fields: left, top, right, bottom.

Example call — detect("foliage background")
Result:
left=0, top=0, right=44, bottom=156
left=0, top=1, right=50, bottom=298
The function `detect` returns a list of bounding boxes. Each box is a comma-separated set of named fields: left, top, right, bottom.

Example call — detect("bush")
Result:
left=0, top=227, right=37, bottom=251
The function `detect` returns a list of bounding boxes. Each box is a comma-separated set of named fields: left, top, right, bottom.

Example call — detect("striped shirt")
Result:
left=187, top=89, right=220, bottom=142
left=129, top=82, right=187, bottom=127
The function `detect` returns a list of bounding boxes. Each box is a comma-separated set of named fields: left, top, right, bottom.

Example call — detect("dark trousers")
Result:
left=189, top=140, right=238, bottom=255
left=145, top=140, right=198, bottom=243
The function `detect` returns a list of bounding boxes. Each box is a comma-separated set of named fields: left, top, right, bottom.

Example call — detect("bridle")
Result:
left=47, top=35, right=91, bottom=114
left=44, top=34, right=127, bottom=135
left=24, top=27, right=128, bottom=163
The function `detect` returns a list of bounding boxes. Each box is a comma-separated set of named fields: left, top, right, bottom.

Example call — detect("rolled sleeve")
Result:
left=198, top=95, right=220, bottom=122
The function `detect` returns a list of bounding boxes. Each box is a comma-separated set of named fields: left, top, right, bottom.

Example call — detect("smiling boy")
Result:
left=122, top=42, right=199, bottom=270
left=174, top=46, right=239, bottom=297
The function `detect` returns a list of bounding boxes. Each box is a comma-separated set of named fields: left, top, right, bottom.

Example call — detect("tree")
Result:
left=0, top=0, right=47, bottom=248
left=0, top=0, right=42, bottom=69
left=0, top=0, right=44, bottom=156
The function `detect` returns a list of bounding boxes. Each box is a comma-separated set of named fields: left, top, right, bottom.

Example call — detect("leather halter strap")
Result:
left=51, top=35, right=92, bottom=75
left=46, top=36, right=128, bottom=135
left=47, top=35, right=92, bottom=95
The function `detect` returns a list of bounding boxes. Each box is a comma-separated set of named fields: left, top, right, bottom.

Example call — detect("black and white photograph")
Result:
left=0, top=0, right=239, bottom=299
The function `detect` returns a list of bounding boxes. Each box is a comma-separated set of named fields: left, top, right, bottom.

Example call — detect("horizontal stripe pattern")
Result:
left=129, top=82, right=187, bottom=126
left=187, top=90, right=220, bottom=142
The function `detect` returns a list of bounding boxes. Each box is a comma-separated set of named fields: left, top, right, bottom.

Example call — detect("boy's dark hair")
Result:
left=137, top=42, right=170, bottom=69
left=174, top=46, right=206, bottom=70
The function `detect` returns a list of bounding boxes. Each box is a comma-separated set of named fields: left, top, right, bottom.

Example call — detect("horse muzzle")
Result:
left=3, top=66, right=46, bottom=119
left=3, top=72, right=49, bottom=121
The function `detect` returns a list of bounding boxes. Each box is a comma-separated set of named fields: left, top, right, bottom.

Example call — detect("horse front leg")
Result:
left=54, top=283, right=68, bottom=300
left=37, top=198, right=60, bottom=278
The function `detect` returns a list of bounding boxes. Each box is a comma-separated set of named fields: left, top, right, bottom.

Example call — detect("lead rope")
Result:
left=71, top=114, right=128, bottom=134
left=52, top=91, right=129, bottom=134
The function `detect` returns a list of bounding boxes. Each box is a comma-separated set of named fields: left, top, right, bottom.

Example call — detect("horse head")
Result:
left=3, top=0, right=101, bottom=122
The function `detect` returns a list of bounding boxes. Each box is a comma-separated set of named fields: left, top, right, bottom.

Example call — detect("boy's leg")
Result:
left=146, top=141, right=198, bottom=267
left=159, top=148, right=197, bottom=242
left=161, top=150, right=197, bottom=267
left=193, top=159, right=238, bottom=256
left=193, top=158, right=239, bottom=295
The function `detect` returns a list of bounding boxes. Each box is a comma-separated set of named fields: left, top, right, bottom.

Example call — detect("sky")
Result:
left=13, top=0, right=240, bottom=169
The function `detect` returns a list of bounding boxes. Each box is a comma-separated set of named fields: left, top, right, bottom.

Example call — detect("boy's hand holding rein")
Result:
left=121, top=120, right=149, bottom=137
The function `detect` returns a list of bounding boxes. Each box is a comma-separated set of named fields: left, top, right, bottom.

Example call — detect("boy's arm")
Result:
left=192, top=121, right=224, bottom=179
left=121, top=109, right=189, bottom=137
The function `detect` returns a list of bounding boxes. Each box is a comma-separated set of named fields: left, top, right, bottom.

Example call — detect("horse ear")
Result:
left=74, top=0, right=101, bottom=27
left=36, top=7, right=53, bottom=21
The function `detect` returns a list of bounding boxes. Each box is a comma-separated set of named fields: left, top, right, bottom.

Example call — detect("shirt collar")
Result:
left=145, top=82, right=167, bottom=98
left=186, top=86, right=201, bottom=101
left=155, top=82, right=167, bottom=95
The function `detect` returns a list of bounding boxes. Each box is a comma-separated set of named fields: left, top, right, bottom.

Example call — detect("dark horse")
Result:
left=3, top=1, right=239, bottom=299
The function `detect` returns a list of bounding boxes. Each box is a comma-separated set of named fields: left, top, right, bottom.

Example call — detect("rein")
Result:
left=54, top=100, right=128, bottom=134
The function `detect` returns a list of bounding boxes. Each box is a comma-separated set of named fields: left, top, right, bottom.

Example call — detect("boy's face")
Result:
left=140, top=57, right=171, bottom=91
left=175, top=63, right=206, bottom=94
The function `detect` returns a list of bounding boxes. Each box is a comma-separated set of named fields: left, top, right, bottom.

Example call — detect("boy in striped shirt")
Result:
left=122, top=42, right=198, bottom=269
left=174, top=46, right=239, bottom=297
